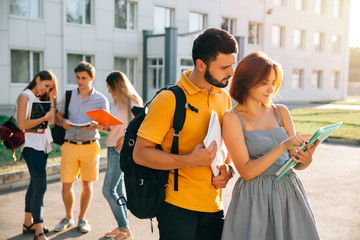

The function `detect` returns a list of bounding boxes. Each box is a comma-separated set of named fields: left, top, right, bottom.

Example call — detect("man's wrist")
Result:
left=227, top=163, right=235, bottom=179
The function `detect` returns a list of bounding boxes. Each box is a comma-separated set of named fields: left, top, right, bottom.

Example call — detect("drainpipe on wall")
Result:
left=62, top=1, right=66, bottom=95
left=164, top=27, right=178, bottom=85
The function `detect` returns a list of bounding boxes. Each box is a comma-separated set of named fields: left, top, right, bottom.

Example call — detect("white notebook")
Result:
left=203, top=110, right=228, bottom=176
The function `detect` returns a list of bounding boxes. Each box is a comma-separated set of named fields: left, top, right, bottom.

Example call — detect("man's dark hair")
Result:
left=74, top=61, right=96, bottom=77
left=192, top=28, right=238, bottom=66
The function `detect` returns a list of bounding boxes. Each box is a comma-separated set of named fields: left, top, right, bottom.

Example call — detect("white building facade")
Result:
left=0, top=0, right=350, bottom=105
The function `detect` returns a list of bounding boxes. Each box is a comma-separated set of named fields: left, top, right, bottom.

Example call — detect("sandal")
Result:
left=105, top=228, right=120, bottom=238
left=33, top=232, right=47, bottom=240
left=23, top=224, right=49, bottom=234
left=110, top=229, right=133, bottom=240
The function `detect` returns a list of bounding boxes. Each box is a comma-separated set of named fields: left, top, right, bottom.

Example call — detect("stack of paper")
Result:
left=203, top=110, right=228, bottom=176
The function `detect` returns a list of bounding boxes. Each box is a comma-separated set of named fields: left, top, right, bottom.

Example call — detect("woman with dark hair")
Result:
left=98, top=70, right=142, bottom=240
left=17, top=70, right=57, bottom=240
left=221, top=52, right=320, bottom=239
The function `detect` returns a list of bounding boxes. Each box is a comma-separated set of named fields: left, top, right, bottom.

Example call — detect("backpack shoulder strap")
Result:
left=167, top=85, right=186, bottom=191
left=64, top=90, right=72, bottom=119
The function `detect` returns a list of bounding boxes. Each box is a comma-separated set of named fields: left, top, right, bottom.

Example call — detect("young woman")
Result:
left=221, top=52, right=320, bottom=239
left=16, top=70, right=57, bottom=240
left=99, top=71, right=142, bottom=240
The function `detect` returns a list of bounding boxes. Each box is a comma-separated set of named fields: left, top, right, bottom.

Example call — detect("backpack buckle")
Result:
left=139, top=179, right=144, bottom=185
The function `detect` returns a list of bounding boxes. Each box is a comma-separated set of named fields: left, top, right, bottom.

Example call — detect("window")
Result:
left=313, top=32, right=325, bottom=51
left=10, top=0, right=40, bottom=18
left=292, top=69, right=304, bottom=89
left=311, top=70, right=323, bottom=88
left=114, top=57, right=136, bottom=84
left=154, top=6, right=174, bottom=34
left=315, top=0, right=326, bottom=14
left=294, top=29, right=305, bottom=50
left=180, top=59, right=193, bottom=74
left=272, top=25, right=285, bottom=48
left=248, top=22, right=262, bottom=44
left=148, top=58, right=164, bottom=89
left=115, top=0, right=136, bottom=30
left=11, top=50, right=41, bottom=83
left=331, top=71, right=340, bottom=89
left=189, top=12, right=206, bottom=32
left=67, top=54, right=93, bottom=84
left=273, top=0, right=285, bottom=6
left=332, top=35, right=341, bottom=52
left=295, top=0, right=306, bottom=10
left=221, top=17, right=236, bottom=35
left=333, top=0, right=344, bottom=18
left=66, top=0, right=92, bottom=24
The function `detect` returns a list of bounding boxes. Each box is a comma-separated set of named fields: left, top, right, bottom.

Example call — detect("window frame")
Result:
left=331, top=34, right=342, bottom=53
left=114, top=0, right=137, bottom=30
left=10, top=0, right=41, bottom=19
left=311, top=70, right=323, bottom=89
left=313, top=31, right=325, bottom=52
left=331, top=71, right=340, bottom=89
left=294, top=29, right=306, bottom=50
left=11, top=49, right=42, bottom=84
left=114, top=57, right=137, bottom=84
left=221, top=17, right=236, bottom=35
left=315, top=0, right=326, bottom=15
left=66, top=0, right=93, bottom=25
left=67, top=54, right=94, bottom=85
left=248, top=21, right=262, bottom=45
left=148, top=58, right=164, bottom=90
left=292, top=68, right=304, bottom=89
left=272, top=25, right=285, bottom=48
left=153, top=6, right=174, bottom=34
left=189, top=11, right=207, bottom=32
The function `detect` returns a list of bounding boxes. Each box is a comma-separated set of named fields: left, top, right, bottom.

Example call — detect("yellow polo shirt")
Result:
left=137, top=70, right=231, bottom=212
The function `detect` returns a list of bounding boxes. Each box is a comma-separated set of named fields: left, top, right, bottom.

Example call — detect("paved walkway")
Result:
left=0, top=142, right=359, bottom=240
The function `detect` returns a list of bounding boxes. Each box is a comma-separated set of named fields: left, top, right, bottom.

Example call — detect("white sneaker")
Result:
left=54, top=217, right=74, bottom=232
left=78, top=218, right=91, bottom=233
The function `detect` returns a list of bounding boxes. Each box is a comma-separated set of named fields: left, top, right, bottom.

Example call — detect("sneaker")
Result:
left=78, top=219, right=91, bottom=233
left=54, top=218, right=74, bottom=232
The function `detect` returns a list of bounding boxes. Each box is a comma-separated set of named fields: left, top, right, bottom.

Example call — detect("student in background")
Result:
left=54, top=62, right=109, bottom=233
left=17, top=70, right=58, bottom=240
left=97, top=71, right=143, bottom=240
left=221, top=51, right=320, bottom=240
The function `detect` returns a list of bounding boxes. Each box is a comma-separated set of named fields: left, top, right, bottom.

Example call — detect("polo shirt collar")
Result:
left=179, top=70, right=223, bottom=95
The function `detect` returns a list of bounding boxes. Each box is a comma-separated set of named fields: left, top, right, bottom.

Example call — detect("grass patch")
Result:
left=0, top=115, right=108, bottom=173
left=329, top=95, right=360, bottom=105
left=290, top=108, right=360, bottom=141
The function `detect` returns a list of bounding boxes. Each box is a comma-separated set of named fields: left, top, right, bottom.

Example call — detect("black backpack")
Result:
left=120, top=84, right=197, bottom=219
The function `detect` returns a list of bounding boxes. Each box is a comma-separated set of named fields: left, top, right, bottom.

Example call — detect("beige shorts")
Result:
left=60, top=140, right=100, bottom=182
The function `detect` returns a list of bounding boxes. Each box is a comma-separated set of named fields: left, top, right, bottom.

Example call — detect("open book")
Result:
left=203, top=110, right=228, bottom=176
left=26, top=101, right=51, bottom=129
left=64, top=120, right=91, bottom=129
left=86, top=109, right=123, bottom=127
left=276, top=121, right=343, bottom=180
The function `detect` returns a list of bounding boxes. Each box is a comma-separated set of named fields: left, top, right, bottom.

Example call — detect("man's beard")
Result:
left=204, top=68, right=229, bottom=88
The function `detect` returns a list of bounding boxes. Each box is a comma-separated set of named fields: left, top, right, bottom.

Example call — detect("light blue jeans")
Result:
left=102, top=147, right=128, bottom=229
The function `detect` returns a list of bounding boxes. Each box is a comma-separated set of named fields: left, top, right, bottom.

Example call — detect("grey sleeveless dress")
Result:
left=221, top=109, right=320, bottom=240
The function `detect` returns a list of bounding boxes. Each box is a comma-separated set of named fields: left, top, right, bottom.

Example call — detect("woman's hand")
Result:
left=280, top=134, right=312, bottom=151
left=48, top=84, right=58, bottom=102
left=292, top=140, right=320, bottom=170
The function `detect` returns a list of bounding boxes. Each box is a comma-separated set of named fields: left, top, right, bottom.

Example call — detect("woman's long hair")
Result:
left=106, top=70, right=143, bottom=110
left=24, top=70, right=57, bottom=101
